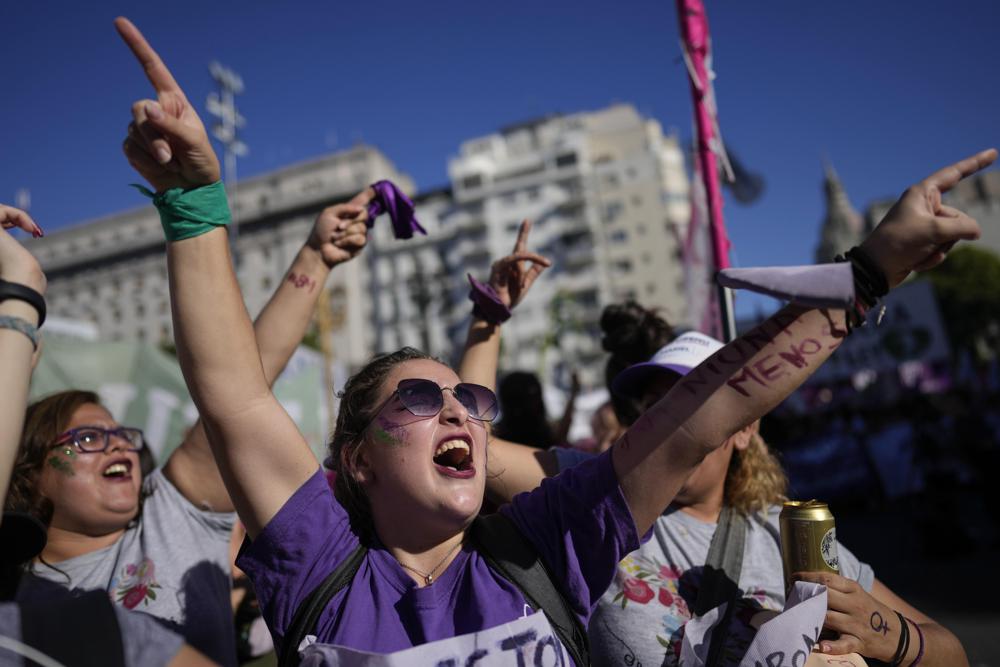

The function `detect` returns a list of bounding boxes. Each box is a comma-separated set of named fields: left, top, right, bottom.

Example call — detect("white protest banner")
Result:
left=298, top=610, right=568, bottom=667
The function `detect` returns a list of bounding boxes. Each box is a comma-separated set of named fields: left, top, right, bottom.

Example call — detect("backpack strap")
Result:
left=19, top=589, right=126, bottom=667
left=278, top=543, right=367, bottom=667
left=471, top=513, right=591, bottom=667
left=694, top=506, right=748, bottom=667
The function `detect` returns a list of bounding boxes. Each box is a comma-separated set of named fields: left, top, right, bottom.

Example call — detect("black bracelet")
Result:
left=846, top=246, right=889, bottom=298
left=0, top=279, right=46, bottom=327
left=890, top=610, right=910, bottom=666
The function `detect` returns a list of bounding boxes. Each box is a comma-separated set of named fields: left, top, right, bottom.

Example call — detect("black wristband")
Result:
left=846, top=246, right=889, bottom=298
left=0, top=279, right=45, bottom=327
left=890, top=610, right=910, bottom=666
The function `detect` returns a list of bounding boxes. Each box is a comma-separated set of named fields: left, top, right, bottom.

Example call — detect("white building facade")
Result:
left=28, top=104, right=691, bottom=389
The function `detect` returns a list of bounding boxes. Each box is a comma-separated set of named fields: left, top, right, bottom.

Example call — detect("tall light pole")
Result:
left=206, top=61, right=247, bottom=263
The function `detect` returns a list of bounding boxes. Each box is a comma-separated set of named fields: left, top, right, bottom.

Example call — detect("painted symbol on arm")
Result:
left=287, top=272, right=317, bottom=292
left=870, top=611, right=890, bottom=636
left=678, top=307, right=852, bottom=400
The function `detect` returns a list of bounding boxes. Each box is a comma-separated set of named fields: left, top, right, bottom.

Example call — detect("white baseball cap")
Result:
left=611, top=331, right=724, bottom=398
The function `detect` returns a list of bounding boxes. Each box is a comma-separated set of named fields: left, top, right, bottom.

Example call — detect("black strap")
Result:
left=279, top=515, right=590, bottom=666
left=694, top=507, right=748, bottom=667
left=471, top=513, right=591, bottom=667
left=19, top=589, right=125, bottom=667
left=0, top=279, right=46, bottom=327
left=278, top=543, right=367, bottom=667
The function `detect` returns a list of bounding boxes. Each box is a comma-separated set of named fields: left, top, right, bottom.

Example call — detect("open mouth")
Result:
left=432, top=438, right=474, bottom=476
left=102, top=458, right=134, bottom=480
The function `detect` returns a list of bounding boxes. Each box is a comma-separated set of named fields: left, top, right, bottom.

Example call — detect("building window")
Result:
left=159, top=301, right=168, bottom=315
left=646, top=283, right=657, bottom=295
left=136, top=303, right=145, bottom=317
left=604, top=201, right=623, bottom=222
left=461, top=174, right=483, bottom=189
left=631, top=195, right=643, bottom=207
left=609, top=230, right=628, bottom=244
left=555, top=153, right=578, bottom=168
left=614, top=259, right=633, bottom=272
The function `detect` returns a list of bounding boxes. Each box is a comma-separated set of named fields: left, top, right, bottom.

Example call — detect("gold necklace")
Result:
left=396, top=539, right=463, bottom=585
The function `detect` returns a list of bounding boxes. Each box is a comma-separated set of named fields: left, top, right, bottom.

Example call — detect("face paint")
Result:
left=47, top=454, right=76, bottom=477
left=373, top=415, right=407, bottom=448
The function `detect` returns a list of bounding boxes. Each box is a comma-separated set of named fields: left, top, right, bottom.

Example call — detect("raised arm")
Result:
left=0, top=207, right=46, bottom=508
left=613, top=148, right=997, bottom=534
left=454, top=220, right=559, bottom=501
left=163, top=193, right=372, bottom=512
left=457, top=219, right=549, bottom=389
left=116, top=17, right=316, bottom=536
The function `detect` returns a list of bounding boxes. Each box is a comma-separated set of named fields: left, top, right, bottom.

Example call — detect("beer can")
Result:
left=779, top=500, right=839, bottom=592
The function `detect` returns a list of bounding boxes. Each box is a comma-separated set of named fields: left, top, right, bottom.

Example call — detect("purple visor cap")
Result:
left=611, top=331, right=723, bottom=398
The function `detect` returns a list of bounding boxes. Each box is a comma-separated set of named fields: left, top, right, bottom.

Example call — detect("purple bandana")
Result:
left=467, top=274, right=512, bottom=324
left=366, top=180, right=427, bottom=239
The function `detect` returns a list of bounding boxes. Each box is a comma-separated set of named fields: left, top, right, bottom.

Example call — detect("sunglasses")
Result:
left=53, top=426, right=145, bottom=453
left=373, top=378, right=499, bottom=425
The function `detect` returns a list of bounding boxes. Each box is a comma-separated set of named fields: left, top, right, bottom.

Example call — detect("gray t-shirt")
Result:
left=0, top=601, right=184, bottom=667
left=18, top=468, right=236, bottom=666
left=553, top=447, right=875, bottom=667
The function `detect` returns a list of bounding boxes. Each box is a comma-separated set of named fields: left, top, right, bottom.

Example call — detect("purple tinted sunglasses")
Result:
left=373, top=378, right=499, bottom=424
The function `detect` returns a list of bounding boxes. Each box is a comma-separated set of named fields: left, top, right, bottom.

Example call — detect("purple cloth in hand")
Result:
left=717, top=263, right=855, bottom=308
left=366, top=180, right=427, bottom=239
left=467, top=274, right=511, bottom=324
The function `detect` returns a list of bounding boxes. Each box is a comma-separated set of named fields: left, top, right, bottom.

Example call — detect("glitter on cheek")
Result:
left=47, top=455, right=76, bottom=477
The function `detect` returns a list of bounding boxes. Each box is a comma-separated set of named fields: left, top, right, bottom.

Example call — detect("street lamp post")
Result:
left=206, top=61, right=247, bottom=263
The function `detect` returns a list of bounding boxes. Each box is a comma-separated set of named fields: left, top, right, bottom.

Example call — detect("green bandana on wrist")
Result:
left=132, top=181, right=231, bottom=242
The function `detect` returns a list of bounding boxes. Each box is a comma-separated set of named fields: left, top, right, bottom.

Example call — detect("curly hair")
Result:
left=724, top=431, right=788, bottom=515
left=599, top=301, right=675, bottom=426
left=5, top=390, right=101, bottom=521
left=328, top=347, right=437, bottom=543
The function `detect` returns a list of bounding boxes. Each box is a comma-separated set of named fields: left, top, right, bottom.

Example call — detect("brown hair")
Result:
left=328, top=347, right=437, bottom=543
left=5, top=390, right=101, bottom=521
left=724, top=431, right=788, bottom=515
left=599, top=301, right=675, bottom=426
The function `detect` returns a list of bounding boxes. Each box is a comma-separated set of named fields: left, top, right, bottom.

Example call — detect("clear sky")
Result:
left=3, top=0, right=998, bottom=315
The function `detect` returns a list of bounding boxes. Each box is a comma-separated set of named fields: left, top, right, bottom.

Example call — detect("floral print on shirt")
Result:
left=608, top=553, right=779, bottom=666
left=112, top=557, right=162, bottom=609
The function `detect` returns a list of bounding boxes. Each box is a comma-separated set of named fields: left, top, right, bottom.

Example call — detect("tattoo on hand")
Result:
left=870, top=611, right=890, bottom=636
left=287, top=272, right=317, bottom=292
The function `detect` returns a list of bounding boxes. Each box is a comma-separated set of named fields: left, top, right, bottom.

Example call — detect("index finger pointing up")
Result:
left=513, top=219, right=533, bottom=253
left=922, top=147, right=997, bottom=194
left=114, top=17, right=182, bottom=95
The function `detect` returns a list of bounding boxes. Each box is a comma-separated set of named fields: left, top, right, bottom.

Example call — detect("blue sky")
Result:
left=3, top=0, right=998, bottom=315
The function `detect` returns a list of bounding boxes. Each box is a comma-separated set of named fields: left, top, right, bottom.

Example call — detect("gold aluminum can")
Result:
left=779, top=500, right=839, bottom=591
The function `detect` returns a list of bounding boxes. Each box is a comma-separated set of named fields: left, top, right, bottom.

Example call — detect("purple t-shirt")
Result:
left=237, top=449, right=638, bottom=660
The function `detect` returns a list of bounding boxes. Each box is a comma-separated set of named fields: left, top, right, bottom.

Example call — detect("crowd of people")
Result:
left=0, top=16, right=996, bottom=667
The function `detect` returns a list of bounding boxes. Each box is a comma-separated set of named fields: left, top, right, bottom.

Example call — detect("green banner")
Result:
left=30, top=336, right=331, bottom=464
